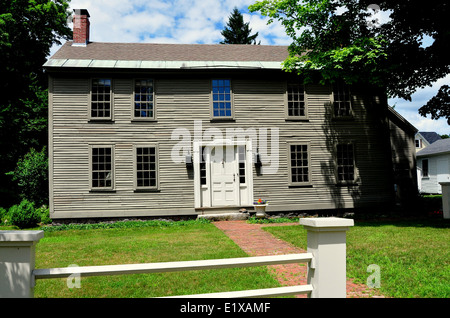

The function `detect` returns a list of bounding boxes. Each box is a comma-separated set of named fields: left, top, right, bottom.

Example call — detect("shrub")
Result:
left=36, top=205, right=52, bottom=224
left=8, top=200, right=40, bottom=229
left=0, top=207, right=7, bottom=224
left=7, top=147, right=48, bottom=207
left=418, top=195, right=443, bottom=215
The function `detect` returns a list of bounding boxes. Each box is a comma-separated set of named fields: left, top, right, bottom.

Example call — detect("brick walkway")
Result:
left=214, top=220, right=384, bottom=298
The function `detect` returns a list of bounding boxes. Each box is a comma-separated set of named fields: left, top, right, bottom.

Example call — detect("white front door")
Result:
left=209, top=146, right=239, bottom=206
left=194, top=140, right=253, bottom=208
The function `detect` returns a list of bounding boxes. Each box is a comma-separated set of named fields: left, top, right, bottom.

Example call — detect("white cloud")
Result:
left=389, top=74, right=450, bottom=135
left=401, top=113, right=449, bottom=135
left=48, top=0, right=291, bottom=52
left=245, top=13, right=291, bottom=45
left=66, top=0, right=276, bottom=44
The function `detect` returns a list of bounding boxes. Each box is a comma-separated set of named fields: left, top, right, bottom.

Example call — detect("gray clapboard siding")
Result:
left=49, top=74, right=395, bottom=219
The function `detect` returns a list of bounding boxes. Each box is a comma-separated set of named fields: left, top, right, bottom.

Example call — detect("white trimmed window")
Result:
left=336, top=143, right=355, bottom=182
left=286, top=82, right=307, bottom=119
left=211, top=79, right=233, bottom=119
left=332, top=82, right=352, bottom=117
left=91, top=79, right=112, bottom=119
left=422, top=159, right=429, bottom=177
left=134, top=79, right=155, bottom=120
left=135, top=146, right=158, bottom=190
left=288, top=143, right=311, bottom=185
left=90, top=146, right=114, bottom=190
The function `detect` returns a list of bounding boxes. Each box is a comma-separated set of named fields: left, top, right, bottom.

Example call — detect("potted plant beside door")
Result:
left=253, top=198, right=268, bottom=218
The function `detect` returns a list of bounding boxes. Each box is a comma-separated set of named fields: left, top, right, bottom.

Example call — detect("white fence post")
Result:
left=0, top=230, right=44, bottom=298
left=439, top=182, right=450, bottom=219
left=300, top=217, right=354, bottom=298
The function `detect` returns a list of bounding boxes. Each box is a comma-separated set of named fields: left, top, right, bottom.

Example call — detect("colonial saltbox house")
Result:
left=44, top=9, right=416, bottom=220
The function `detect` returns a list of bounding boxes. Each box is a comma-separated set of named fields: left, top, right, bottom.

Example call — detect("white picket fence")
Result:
left=0, top=217, right=354, bottom=298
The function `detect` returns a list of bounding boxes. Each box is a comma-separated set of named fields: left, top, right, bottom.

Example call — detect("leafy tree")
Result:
left=419, top=85, right=450, bottom=125
left=0, top=0, right=71, bottom=206
left=249, top=0, right=449, bottom=112
left=7, top=147, right=48, bottom=207
left=221, top=7, right=260, bottom=44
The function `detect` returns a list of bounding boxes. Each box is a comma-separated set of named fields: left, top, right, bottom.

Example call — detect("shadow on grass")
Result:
left=353, top=217, right=450, bottom=229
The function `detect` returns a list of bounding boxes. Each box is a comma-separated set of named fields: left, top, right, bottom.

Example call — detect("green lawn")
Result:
left=264, top=218, right=450, bottom=298
left=34, top=220, right=281, bottom=298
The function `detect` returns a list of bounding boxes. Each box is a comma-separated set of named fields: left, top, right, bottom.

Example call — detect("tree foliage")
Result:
left=7, top=147, right=48, bottom=207
left=221, top=7, right=260, bottom=44
left=419, top=85, right=450, bottom=125
left=0, top=0, right=71, bottom=206
left=249, top=1, right=450, bottom=111
left=7, top=199, right=41, bottom=228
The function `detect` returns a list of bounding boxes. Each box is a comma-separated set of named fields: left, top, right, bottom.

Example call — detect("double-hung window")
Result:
left=286, top=82, right=307, bottom=119
left=91, top=79, right=112, bottom=120
left=332, top=82, right=352, bottom=118
left=288, top=143, right=311, bottom=185
left=211, top=79, right=232, bottom=119
left=336, top=143, right=356, bottom=183
left=134, top=79, right=155, bottom=120
left=422, top=159, right=429, bottom=177
left=90, top=146, right=114, bottom=190
left=135, top=146, right=158, bottom=190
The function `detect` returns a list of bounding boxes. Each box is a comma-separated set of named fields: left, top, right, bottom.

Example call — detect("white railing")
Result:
left=0, top=217, right=354, bottom=298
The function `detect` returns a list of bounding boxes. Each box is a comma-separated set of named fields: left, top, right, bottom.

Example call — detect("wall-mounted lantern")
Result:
left=255, top=152, right=262, bottom=168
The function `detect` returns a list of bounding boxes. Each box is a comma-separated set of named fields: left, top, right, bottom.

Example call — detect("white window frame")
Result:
left=331, top=82, right=353, bottom=119
left=422, top=159, right=429, bottom=178
left=335, top=142, right=358, bottom=185
left=287, top=142, right=312, bottom=186
left=133, top=78, right=156, bottom=121
left=210, top=79, right=234, bottom=120
left=89, top=78, right=113, bottom=121
left=133, top=144, right=159, bottom=191
left=285, top=82, right=308, bottom=120
left=89, top=144, right=115, bottom=191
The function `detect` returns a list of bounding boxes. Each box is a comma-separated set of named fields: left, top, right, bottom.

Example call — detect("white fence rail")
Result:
left=0, top=217, right=354, bottom=298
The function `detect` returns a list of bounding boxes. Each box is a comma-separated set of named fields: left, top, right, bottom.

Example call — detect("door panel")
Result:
left=210, top=146, right=238, bottom=206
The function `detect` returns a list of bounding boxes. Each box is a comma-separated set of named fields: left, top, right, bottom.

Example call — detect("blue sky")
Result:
left=53, top=0, right=449, bottom=135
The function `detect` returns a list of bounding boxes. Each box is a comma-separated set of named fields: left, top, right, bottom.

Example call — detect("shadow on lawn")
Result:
left=352, top=217, right=450, bottom=229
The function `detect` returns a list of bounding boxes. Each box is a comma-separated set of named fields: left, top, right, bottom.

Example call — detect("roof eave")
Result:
left=417, top=150, right=450, bottom=158
left=43, top=59, right=284, bottom=70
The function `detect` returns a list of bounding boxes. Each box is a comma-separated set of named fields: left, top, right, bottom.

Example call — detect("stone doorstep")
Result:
left=197, top=212, right=249, bottom=221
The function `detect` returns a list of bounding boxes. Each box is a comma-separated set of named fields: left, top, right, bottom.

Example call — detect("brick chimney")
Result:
left=73, top=9, right=90, bottom=46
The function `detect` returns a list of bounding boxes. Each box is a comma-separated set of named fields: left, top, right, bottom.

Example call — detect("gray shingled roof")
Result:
left=418, top=132, right=442, bottom=144
left=51, top=41, right=289, bottom=61
left=417, top=138, right=450, bottom=157
left=45, top=41, right=290, bottom=70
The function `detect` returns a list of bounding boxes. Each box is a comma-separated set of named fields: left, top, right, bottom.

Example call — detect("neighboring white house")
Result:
left=417, top=139, right=450, bottom=194
left=415, top=132, right=441, bottom=153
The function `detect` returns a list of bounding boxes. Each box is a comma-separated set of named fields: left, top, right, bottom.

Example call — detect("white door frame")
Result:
left=193, top=139, right=253, bottom=208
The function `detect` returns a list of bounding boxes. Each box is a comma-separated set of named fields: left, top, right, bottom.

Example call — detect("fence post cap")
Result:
left=299, top=217, right=354, bottom=229
left=0, top=230, right=44, bottom=243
